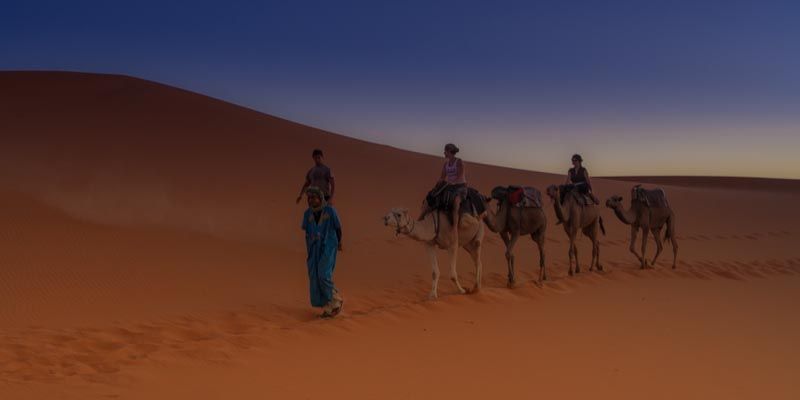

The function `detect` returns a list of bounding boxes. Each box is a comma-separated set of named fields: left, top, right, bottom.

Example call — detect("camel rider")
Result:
left=566, top=154, right=600, bottom=205
left=419, top=143, right=468, bottom=233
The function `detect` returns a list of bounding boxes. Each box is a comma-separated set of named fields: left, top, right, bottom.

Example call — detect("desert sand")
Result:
left=1, top=71, right=798, bottom=399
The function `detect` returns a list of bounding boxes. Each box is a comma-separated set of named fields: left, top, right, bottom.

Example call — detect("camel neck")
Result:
left=551, top=195, right=568, bottom=224
left=487, top=201, right=508, bottom=232
left=405, top=213, right=440, bottom=243
left=612, top=204, right=637, bottom=225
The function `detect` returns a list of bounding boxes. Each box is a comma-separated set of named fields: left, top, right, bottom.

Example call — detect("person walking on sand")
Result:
left=301, top=186, right=344, bottom=318
left=296, top=149, right=336, bottom=204
left=565, top=153, right=599, bottom=205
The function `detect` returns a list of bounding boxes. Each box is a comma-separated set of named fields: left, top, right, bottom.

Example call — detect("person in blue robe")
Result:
left=301, top=186, right=343, bottom=318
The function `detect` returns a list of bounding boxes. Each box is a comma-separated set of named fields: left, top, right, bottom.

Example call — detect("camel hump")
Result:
left=558, top=184, right=594, bottom=207
left=426, top=185, right=487, bottom=225
left=519, top=187, right=543, bottom=208
left=633, top=185, right=670, bottom=208
left=491, top=185, right=542, bottom=208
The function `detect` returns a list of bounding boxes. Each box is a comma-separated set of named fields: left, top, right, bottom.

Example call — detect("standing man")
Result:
left=301, top=186, right=344, bottom=318
left=296, top=149, right=336, bottom=204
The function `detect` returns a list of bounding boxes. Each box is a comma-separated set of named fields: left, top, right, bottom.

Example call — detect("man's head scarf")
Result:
left=306, top=186, right=326, bottom=211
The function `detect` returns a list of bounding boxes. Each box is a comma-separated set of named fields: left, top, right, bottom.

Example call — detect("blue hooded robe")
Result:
left=301, top=205, right=341, bottom=307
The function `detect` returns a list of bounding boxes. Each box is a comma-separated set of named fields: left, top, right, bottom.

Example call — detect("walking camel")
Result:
left=545, top=185, right=605, bottom=275
left=605, top=185, right=678, bottom=269
left=483, top=186, right=547, bottom=286
left=383, top=204, right=485, bottom=299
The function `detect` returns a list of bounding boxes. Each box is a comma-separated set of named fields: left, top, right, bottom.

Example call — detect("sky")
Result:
left=2, top=0, right=799, bottom=178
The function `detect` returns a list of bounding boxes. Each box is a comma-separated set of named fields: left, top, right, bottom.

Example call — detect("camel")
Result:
left=605, top=186, right=678, bottom=269
left=383, top=205, right=485, bottom=299
left=545, top=185, right=605, bottom=275
left=483, top=190, right=547, bottom=286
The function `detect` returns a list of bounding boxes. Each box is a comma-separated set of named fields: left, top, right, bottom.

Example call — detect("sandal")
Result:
left=329, top=299, right=344, bottom=317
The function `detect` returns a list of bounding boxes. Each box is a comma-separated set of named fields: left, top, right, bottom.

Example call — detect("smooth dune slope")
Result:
left=1, top=72, right=798, bottom=399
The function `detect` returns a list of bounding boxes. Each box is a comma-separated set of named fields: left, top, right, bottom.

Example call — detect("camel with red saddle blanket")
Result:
left=483, top=186, right=548, bottom=286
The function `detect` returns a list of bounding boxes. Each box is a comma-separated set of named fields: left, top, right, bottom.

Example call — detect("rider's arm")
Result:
left=297, top=171, right=311, bottom=198
left=583, top=169, right=592, bottom=188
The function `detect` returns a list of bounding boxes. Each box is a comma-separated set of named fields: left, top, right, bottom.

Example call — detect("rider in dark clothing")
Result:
left=565, top=154, right=599, bottom=205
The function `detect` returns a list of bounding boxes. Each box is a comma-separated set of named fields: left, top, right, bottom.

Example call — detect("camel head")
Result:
left=383, top=208, right=411, bottom=232
left=487, top=186, right=514, bottom=212
left=489, top=186, right=507, bottom=202
left=545, top=184, right=559, bottom=200
left=605, top=195, right=624, bottom=209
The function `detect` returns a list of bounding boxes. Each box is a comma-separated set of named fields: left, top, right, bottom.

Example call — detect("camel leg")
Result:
left=640, top=228, right=650, bottom=269
left=594, top=233, right=603, bottom=272
left=505, top=231, right=520, bottom=288
left=668, top=217, right=679, bottom=269
left=590, top=221, right=603, bottom=272
left=628, top=225, right=644, bottom=267
left=651, top=227, right=664, bottom=267
left=447, top=244, right=466, bottom=294
left=583, top=226, right=597, bottom=272
left=533, top=230, right=547, bottom=283
left=499, top=231, right=513, bottom=285
left=566, top=235, right=575, bottom=276
left=426, top=244, right=440, bottom=300
left=465, top=240, right=483, bottom=293
left=572, top=234, right=581, bottom=274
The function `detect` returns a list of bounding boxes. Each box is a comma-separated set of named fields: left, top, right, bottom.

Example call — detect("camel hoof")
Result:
left=568, top=270, right=574, bottom=276
left=507, top=280, right=516, bottom=289
left=428, top=292, right=438, bottom=300
left=596, top=265, right=604, bottom=272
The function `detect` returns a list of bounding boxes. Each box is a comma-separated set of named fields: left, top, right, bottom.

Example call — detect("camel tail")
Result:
left=664, top=216, right=673, bottom=241
left=599, top=216, right=606, bottom=236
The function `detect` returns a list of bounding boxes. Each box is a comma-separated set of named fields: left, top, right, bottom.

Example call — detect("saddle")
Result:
left=491, top=185, right=542, bottom=208
left=559, top=184, right=594, bottom=207
left=632, top=185, right=669, bottom=208
left=425, top=182, right=487, bottom=224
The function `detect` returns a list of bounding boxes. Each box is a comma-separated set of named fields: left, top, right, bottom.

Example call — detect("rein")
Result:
left=395, top=211, right=442, bottom=246
left=394, top=213, right=415, bottom=236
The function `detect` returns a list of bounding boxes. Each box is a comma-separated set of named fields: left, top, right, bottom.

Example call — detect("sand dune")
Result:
left=1, top=72, right=799, bottom=399
left=604, top=176, right=800, bottom=193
